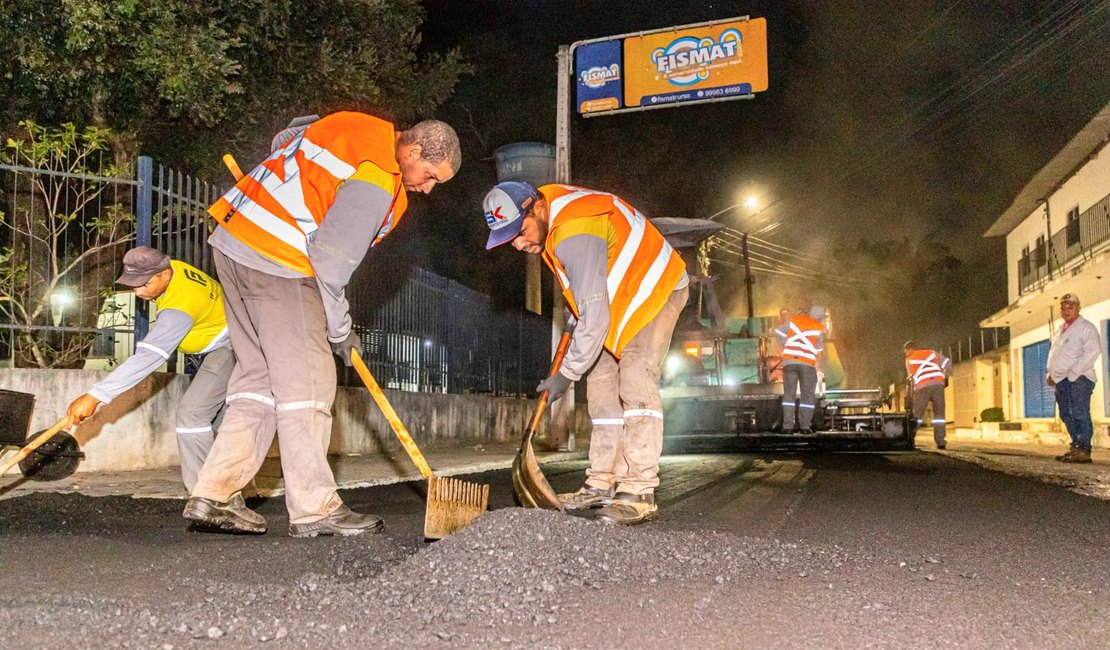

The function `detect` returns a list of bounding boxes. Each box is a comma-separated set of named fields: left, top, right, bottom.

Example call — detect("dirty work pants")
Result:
left=782, top=363, right=818, bottom=430
left=175, top=346, right=234, bottom=492
left=584, top=286, right=688, bottom=496
left=1055, top=377, right=1094, bottom=452
left=192, top=251, right=342, bottom=525
left=912, top=382, right=947, bottom=446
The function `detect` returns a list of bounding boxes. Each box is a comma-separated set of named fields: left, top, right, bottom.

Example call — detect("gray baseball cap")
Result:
left=1060, top=292, right=1080, bottom=304
left=116, top=246, right=170, bottom=287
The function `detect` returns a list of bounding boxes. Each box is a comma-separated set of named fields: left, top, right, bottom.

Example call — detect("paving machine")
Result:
left=650, top=218, right=915, bottom=453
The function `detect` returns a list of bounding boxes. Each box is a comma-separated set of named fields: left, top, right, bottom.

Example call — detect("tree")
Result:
left=0, top=121, right=133, bottom=368
left=0, top=0, right=469, bottom=171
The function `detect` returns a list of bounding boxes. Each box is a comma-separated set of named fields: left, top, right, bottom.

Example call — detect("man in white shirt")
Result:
left=1046, top=292, right=1101, bottom=463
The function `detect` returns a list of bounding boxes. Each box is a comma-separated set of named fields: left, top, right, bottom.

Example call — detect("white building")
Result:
left=981, top=102, right=1110, bottom=446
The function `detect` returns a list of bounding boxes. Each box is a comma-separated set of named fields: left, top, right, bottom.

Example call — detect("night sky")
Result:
left=365, top=0, right=1110, bottom=384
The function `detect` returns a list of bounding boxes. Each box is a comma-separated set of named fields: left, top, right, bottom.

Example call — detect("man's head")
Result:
left=395, top=120, right=461, bottom=194
left=116, top=246, right=172, bottom=301
left=903, top=340, right=917, bottom=357
left=1060, top=292, right=1081, bottom=323
left=481, top=181, right=549, bottom=254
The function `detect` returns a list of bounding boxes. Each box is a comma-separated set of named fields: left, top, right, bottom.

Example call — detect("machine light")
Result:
left=683, top=344, right=700, bottom=357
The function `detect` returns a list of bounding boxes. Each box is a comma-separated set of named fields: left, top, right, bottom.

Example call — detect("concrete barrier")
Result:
left=0, top=369, right=589, bottom=473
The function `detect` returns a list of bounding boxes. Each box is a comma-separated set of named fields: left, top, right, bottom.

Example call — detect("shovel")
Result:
left=512, top=326, right=574, bottom=510
left=350, top=349, right=489, bottom=539
left=0, top=416, right=73, bottom=478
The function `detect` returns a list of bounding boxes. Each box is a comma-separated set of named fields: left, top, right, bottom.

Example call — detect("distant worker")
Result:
left=903, top=340, right=952, bottom=449
left=1046, top=293, right=1100, bottom=463
left=775, top=306, right=826, bottom=433
left=185, top=112, right=461, bottom=536
left=65, top=246, right=233, bottom=492
left=481, top=181, right=688, bottom=526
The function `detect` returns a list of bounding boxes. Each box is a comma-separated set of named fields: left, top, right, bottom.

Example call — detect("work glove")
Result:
left=537, top=372, right=573, bottom=402
left=331, top=331, right=362, bottom=367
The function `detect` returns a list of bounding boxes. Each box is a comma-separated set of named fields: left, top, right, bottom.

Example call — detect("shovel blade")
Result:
left=424, top=474, right=490, bottom=540
left=511, top=440, right=563, bottom=510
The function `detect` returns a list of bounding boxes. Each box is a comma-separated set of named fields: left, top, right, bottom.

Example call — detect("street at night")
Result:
left=1, top=447, right=1107, bottom=648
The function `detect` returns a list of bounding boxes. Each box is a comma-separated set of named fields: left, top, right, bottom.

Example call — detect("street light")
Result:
left=706, top=195, right=762, bottom=221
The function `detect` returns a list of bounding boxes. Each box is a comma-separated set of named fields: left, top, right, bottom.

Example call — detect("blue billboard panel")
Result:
left=575, top=40, right=622, bottom=114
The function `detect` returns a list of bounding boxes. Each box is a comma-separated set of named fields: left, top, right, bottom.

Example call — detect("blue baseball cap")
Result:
left=482, top=181, right=540, bottom=249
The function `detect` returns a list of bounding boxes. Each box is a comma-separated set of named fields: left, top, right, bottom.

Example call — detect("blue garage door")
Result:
left=1022, top=340, right=1054, bottom=418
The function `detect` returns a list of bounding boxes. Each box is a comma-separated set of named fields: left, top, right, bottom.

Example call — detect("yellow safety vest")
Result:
left=155, top=260, right=228, bottom=355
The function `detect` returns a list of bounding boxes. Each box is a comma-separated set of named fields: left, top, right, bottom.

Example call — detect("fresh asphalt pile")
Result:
left=0, top=507, right=856, bottom=648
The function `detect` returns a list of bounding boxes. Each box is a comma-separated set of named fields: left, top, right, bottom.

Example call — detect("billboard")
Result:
left=575, top=17, right=768, bottom=115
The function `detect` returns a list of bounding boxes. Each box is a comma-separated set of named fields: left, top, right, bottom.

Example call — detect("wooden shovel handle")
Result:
left=351, top=349, right=434, bottom=480
left=0, top=416, right=73, bottom=477
left=526, top=330, right=574, bottom=436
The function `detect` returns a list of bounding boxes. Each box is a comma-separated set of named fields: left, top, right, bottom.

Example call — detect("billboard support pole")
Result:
left=549, top=44, right=575, bottom=452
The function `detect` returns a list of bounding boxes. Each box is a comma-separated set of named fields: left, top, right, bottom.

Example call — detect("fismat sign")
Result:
left=574, top=17, right=768, bottom=115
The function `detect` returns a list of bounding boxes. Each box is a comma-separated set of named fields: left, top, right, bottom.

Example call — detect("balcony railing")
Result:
left=1018, top=192, right=1110, bottom=295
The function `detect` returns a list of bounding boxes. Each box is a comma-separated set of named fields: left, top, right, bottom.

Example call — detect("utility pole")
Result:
left=549, top=44, right=574, bottom=452
left=741, top=232, right=755, bottom=319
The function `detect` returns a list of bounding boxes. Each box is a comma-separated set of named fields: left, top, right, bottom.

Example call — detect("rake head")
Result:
left=424, top=474, right=490, bottom=540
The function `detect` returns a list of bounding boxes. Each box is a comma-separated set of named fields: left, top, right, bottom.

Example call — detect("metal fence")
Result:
left=1, top=147, right=549, bottom=395
left=943, top=327, right=1011, bottom=364
left=1018, top=192, right=1110, bottom=294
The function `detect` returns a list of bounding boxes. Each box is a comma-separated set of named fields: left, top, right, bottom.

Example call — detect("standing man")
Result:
left=1047, top=292, right=1100, bottom=464
left=903, top=340, right=952, bottom=449
left=774, top=306, right=826, bottom=433
left=66, top=246, right=233, bottom=493
left=481, top=181, right=688, bottom=526
left=185, top=112, right=461, bottom=536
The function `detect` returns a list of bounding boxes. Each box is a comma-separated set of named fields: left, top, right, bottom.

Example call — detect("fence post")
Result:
left=133, top=156, right=154, bottom=349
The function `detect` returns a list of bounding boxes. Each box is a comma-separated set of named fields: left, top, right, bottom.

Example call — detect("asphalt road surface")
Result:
left=0, top=451, right=1106, bottom=648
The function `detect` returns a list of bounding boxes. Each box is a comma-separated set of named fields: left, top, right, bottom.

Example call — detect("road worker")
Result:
left=774, top=306, right=826, bottom=433
left=184, top=112, right=461, bottom=536
left=66, top=246, right=233, bottom=493
left=481, top=181, right=688, bottom=526
left=903, top=340, right=952, bottom=449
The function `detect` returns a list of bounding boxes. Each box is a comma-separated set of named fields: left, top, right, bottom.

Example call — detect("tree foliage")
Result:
left=0, top=0, right=469, bottom=170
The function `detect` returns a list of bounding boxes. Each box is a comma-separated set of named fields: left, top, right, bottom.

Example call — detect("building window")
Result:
left=1066, top=205, right=1080, bottom=248
left=1021, top=340, right=1054, bottom=418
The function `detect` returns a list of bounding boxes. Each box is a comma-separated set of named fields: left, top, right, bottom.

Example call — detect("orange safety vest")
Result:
left=207, top=112, right=408, bottom=276
left=539, top=184, right=686, bottom=357
left=906, top=349, right=947, bottom=388
left=780, top=315, right=825, bottom=366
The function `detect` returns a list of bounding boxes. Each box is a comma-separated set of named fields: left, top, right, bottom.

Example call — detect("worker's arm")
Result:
left=553, top=234, right=610, bottom=381
left=939, top=353, right=952, bottom=378
left=70, top=309, right=193, bottom=423
left=306, top=162, right=393, bottom=343
left=1074, top=322, right=1102, bottom=379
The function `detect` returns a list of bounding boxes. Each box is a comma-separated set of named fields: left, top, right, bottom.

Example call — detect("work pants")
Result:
left=584, top=286, right=688, bottom=496
left=912, top=382, right=947, bottom=446
left=174, top=346, right=234, bottom=492
left=782, top=363, right=818, bottom=430
left=1055, top=377, right=1094, bottom=452
left=192, top=251, right=342, bottom=525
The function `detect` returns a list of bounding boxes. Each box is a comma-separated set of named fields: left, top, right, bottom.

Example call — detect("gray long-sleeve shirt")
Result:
left=554, top=234, right=688, bottom=381
left=88, top=309, right=227, bottom=403
left=1047, top=316, right=1101, bottom=383
left=209, top=174, right=392, bottom=342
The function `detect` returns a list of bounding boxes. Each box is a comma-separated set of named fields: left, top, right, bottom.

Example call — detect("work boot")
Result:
left=1055, top=446, right=1078, bottom=461
left=1061, top=448, right=1092, bottom=464
left=288, top=505, right=384, bottom=538
left=558, top=485, right=614, bottom=510
left=597, top=492, right=658, bottom=526
left=183, top=492, right=266, bottom=534
left=937, top=443, right=947, bottom=450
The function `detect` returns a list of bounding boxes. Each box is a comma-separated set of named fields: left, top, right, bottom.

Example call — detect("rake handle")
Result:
left=526, top=330, right=574, bottom=438
left=351, top=349, right=434, bottom=480
left=0, top=416, right=72, bottom=477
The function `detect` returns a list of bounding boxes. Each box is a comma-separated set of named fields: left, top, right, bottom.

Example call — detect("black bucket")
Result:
left=0, top=389, right=36, bottom=446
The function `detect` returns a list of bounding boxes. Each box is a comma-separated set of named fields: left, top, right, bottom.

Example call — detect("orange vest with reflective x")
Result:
left=906, top=349, right=947, bottom=388
left=207, top=112, right=409, bottom=276
left=780, top=315, right=825, bottom=366
left=539, top=184, right=686, bottom=357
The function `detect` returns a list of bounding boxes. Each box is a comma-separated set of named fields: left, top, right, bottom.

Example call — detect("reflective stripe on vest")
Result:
left=207, top=112, right=406, bottom=276
left=782, top=316, right=824, bottom=366
left=539, top=184, right=685, bottom=356
left=908, top=351, right=946, bottom=387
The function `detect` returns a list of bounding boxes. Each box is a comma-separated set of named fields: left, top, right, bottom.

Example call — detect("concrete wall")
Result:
left=0, top=369, right=589, bottom=473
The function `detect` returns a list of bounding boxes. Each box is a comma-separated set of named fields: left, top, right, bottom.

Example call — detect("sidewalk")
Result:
left=0, top=441, right=586, bottom=501
left=918, top=432, right=1110, bottom=502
